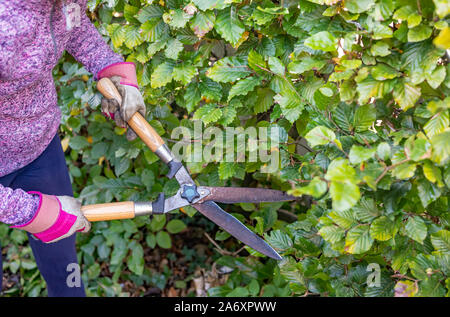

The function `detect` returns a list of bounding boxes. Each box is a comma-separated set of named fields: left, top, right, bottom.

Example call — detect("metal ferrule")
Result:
left=154, top=144, right=174, bottom=164
left=134, top=202, right=153, bottom=216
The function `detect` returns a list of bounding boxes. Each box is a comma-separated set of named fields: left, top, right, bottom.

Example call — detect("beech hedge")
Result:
left=1, top=0, right=449, bottom=297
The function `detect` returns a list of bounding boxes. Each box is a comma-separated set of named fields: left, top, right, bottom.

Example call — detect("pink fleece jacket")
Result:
left=0, top=0, right=124, bottom=225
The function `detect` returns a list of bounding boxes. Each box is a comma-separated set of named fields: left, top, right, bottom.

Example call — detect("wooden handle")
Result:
left=81, top=201, right=135, bottom=222
left=97, top=78, right=165, bottom=152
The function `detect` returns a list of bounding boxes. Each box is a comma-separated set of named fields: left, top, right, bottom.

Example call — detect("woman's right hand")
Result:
left=11, top=192, right=90, bottom=243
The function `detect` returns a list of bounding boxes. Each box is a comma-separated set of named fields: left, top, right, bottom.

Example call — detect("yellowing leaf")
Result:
left=433, top=27, right=450, bottom=49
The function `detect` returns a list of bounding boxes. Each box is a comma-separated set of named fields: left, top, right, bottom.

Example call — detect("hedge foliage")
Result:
left=1, top=0, right=449, bottom=297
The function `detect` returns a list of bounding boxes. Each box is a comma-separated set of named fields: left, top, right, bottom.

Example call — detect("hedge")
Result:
left=0, top=0, right=449, bottom=297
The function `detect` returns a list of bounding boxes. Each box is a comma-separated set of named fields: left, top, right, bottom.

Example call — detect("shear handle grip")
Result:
left=81, top=201, right=135, bottom=222
left=97, top=78, right=165, bottom=152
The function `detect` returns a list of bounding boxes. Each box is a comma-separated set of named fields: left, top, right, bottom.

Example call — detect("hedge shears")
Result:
left=80, top=78, right=295, bottom=260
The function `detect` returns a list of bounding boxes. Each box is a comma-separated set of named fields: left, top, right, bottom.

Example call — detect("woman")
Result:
left=0, top=0, right=145, bottom=296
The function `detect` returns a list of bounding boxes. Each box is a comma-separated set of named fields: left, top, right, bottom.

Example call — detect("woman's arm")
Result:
left=65, top=1, right=124, bottom=79
left=0, top=184, right=39, bottom=225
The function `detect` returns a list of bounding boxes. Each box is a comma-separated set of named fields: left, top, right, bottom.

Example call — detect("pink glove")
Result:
left=11, top=192, right=90, bottom=243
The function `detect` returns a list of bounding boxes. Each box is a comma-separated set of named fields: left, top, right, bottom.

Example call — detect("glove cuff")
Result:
left=97, top=62, right=139, bottom=88
left=10, top=192, right=76, bottom=243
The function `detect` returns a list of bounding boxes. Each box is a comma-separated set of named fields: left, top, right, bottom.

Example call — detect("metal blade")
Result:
left=193, top=201, right=282, bottom=260
left=199, top=187, right=295, bottom=204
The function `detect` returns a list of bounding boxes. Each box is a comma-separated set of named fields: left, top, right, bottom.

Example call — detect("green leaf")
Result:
left=226, top=287, right=249, bottom=297
left=194, top=104, right=223, bottom=124
left=349, top=145, right=376, bottom=164
left=426, top=66, right=446, bottom=89
left=371, top=22, right=393, bottom=40
left=166, top=219, right=187, bottom=234
left=319, top=225, right=345, bottom=244
left=274, top=81, right=305, bottom=110
left=199, top=79, right=223, bottom=101
left=218, top=162, right=236, bottom=180
left=377, top=142, right=392, bottom=160
left=290, top=177, right=327, bottom=199
left=265, top=230, right=293, bottom=251
left=136, top=5, right=164, bottom=23
left=151, top=62, right=174, bottom=88
left=344, top=0, right=375, bottom=13
left=191, top=11, right=215, bottom=38
left=156, top=231, right=172, bottom=249
left=356, top=77, right=388, bottom=104
left=431, top=230, right=450, bottom=254
left=215, top=8, right=245, bottom=46
left=326, top=158, right=361, bottom=211
left=127, top=243, right=144, bottom=275
left=173, top=64, right=197, bottom=85
left=353, top=197, right=381, bottom=222
left=247, top=49, right=266, bottom=75
left=192, top=0, right=227, bottom=11
left=254, top=88, right=275, bottom=114
left=69, top=136, right=89, bottom=150
left=305, top=126, right=336, bottom=147
left=107, top=24, right=126, bottom=48
left=405, top=216, right=427, bottom=244
left=424, top=111, right=449, bottom=138
left=345, top=225, right=374, bottom=254
left=329, top=181, right=361, bottom=212
left=408, top=25, right=433, bottom=42
left=370, top=216, right=396, bottom=241
left=288, top=57, right=327, bottom=74
left=141, top=19, right=167, bottom=42
left=165, top=38, right=184, bottom=60
left=430, top=131, right=450, bottom=165
left=123, top=25, right=143, bottom=49
left=227, top=77, right=261, bottom=101
left=392, top=162, right=417, bottom=179
left=371, top=64, right=401, bottom=80
left=433, top=0, right=450, bottom=18
left=248, top=280, right=260, bottom=296
left=370, top=41, right=391, bottom=57
left=279, top=257, right=306, bottom=289
left=422, top=160, right=444, bottom=186
left=405, top=137, right=431, bottom=161
left=268, top=57, right=285, bottom=76
left=354, top=104, right=376, bottom=132
left=206, top=57, right=251, bottom=83
left=393, top=6, right=415, bottom=21
left=417, top=180, right=441, bottom=208
left=304, top=31, right=337, bottom=52
left=393, top=81, right=421, bottom=111
left=166, top=9, right=191, bottom=29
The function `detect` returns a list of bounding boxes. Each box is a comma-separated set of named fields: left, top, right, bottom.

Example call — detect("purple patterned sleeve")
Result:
left=0, top=185, right=40, bottom=226
left=65, top=2, right=124, bottom=78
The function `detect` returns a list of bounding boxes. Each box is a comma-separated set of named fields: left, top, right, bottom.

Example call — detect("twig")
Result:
left=374, top=158, right=410, bottom=185
left=204, top=232, right=246, bottom=257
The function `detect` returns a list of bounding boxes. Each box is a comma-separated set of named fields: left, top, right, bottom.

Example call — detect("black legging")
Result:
left=0, top=133, right=85, bottom=297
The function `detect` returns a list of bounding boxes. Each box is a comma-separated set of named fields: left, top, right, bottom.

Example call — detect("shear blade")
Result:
left=193, top=201, right=282, bottom=261
left=201, top=187, right=295, bottom=204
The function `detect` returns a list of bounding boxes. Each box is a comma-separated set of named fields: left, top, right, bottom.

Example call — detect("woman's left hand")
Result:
left=100, top=75, right=146, bottom=141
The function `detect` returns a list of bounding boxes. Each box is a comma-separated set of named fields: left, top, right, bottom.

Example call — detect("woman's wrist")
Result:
left=97, top=62, right=138, bottom=88
left=11, top=194, right=41, bottom=227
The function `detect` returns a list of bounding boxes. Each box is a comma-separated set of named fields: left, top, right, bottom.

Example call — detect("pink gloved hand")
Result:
left=11, top=192, right=90, bottom=243
left=97, top=62, right=146, bottom=141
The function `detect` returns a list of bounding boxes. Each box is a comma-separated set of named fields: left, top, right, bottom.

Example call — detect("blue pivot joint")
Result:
left=181, top=184, right=200, bottom=203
